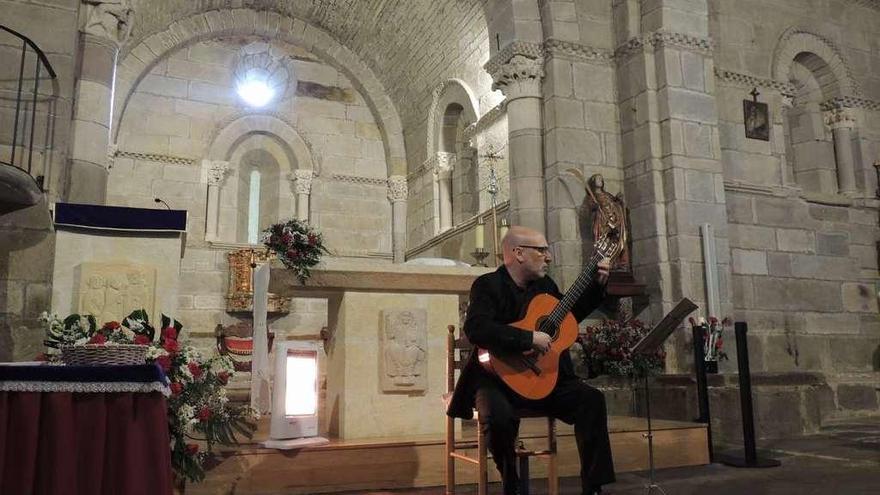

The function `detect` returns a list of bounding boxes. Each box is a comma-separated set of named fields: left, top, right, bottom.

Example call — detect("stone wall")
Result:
left=109, top=37, right=394, bottom=347
left=0, top=0, right=79, bottom=361
left=710, top=0, right=880, bottom=382
left=590, top=371, right=878, bottom=443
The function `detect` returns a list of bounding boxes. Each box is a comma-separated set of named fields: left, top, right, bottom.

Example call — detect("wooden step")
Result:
left=189, top=416, right=709, bottom=495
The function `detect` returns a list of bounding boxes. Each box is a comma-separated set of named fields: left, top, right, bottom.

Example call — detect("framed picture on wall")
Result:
left=743, top=100, right=770, bottom=141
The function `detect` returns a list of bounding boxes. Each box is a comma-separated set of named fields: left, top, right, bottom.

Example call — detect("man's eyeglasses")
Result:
left=518, top=245, right=551, bottom=255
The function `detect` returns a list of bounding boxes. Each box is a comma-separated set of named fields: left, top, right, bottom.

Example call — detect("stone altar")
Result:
left=269, top=260, right=490, bottom=439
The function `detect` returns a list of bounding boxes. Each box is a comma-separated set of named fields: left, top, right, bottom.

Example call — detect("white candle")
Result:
left=475, top=219, right=484, bottom=249
left=499, top=220, right=509, bottom=241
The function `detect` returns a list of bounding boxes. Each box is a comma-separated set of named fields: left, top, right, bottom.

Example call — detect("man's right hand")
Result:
left=532, top=331, right=551, bottom=353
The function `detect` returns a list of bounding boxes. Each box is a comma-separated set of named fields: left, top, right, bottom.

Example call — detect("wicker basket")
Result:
left=60, top=344, right=148, bottom=366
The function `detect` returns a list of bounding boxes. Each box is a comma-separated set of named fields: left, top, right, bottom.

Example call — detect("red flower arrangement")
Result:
left=40, top=310, right=257, bottom=483
left=262, top=219, right=329, bottom=284
left=689, top=316, right=730, bottom=363
left=577, top=319, right=666, bottom=378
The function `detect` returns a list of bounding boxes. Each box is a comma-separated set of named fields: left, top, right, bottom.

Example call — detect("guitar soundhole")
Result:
left=536, top=316, right=558, bottom=340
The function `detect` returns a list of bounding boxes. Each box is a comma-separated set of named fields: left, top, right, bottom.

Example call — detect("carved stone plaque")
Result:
left=380, top=309, right=427, bottom=393
left=76, top=262, right=156, bottom=323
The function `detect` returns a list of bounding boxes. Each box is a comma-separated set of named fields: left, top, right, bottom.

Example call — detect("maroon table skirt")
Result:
left=0, top=390, right=173, bottom=495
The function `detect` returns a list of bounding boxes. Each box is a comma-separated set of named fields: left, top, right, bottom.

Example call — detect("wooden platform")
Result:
left=189, top=416, right=708, bottom=494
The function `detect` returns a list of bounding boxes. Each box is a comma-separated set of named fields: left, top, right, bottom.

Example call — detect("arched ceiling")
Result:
left=127, top=0, right=490, bottom=124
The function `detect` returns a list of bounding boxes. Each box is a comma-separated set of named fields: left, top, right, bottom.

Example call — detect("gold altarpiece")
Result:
left=226, top=248, right=291, bottom=314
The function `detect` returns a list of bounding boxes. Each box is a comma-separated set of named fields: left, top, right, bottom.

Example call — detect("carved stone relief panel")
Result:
left=76, top=262, right=156, bottom=323
left=380, top=309, right=428, bottom=393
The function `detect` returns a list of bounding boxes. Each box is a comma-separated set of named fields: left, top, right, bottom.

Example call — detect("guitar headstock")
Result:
left=594, top=225, right=622, bottom=261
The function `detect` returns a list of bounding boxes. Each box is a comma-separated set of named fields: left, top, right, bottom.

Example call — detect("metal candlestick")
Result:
left=470, top=247, right=489, bottom=267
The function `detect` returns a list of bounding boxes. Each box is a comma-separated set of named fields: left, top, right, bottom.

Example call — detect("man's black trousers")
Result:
left=474, top=375, right=616, bottom=494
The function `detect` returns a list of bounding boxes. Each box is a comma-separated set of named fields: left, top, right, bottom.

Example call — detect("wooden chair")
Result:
left=215, top=321, right=275, bottom=372
left=445, top=324, right=559, bottom=495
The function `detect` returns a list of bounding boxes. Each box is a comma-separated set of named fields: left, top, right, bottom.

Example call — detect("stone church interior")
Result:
left=1, top=0, right=878, bottom=494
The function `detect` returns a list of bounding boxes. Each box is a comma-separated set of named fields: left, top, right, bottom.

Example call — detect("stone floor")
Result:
left=348, top=416, right=880, bottom=495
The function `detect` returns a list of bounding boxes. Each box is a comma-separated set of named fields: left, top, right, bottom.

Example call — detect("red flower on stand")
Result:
left=163, top=338, right=180, bottom=354
left=39, top=310, right=257, bottom=483
left=162, top=326, right=177, bottom=341
left=188, top=362, right=203, bottom=379
left=197, top=407, right=212, bottom=422
left=156, top=355, right=172, bottom=373
left=577, top=319, right=665, bottom=378
left=262, top=219, right=329, bottom=284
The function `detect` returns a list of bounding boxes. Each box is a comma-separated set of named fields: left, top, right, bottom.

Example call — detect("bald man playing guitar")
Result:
left=447, top=226, right=616, bottom=495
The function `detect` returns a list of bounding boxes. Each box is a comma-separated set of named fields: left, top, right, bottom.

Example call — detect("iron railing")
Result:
left=0, top=25, right=57, bottom=189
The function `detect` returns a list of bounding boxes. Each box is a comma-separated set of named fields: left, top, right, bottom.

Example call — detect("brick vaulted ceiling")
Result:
left=126, top=0, right=491, bottom=126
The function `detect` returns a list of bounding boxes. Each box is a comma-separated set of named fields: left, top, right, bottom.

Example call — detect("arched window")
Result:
left=435, top=104, right=479, bottom=232
left=236, top=149, right=281, bottom=244
left=428, top=80, right=480, bottom=236
left=783, top=53, right=838, bottom=194
left=248, top=169, right=262, bottom=244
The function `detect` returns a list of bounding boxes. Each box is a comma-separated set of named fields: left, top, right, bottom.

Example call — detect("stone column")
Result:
left=435, top=152, right=455, bottom=232
left=486, top=47, right=546, bottom=233
left=615, top=0, right=731, bottom=371
left=873, top=160, right=880, bottom=198
left=205, top=160, right=229, bottom=241
left=780, top=94, right=796, bottom=187
left=292, top=169, right=314, bottom=221
left=824, top=107, right=858, bottom=195
left=387, top=175, right=408, bottom=263
left=67, top=0, right=133, bottom=204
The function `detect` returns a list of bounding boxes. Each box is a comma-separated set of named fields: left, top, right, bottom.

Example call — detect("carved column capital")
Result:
left=81, top=0, right=134, bottom=46
left=206, top=160, right=230, bottom=186
left=488, top=54, right=545, bottom=100
left=387, top=175, right=408, bottom=202
left=824, top=107, right=856, bottom=130
left=434, top=152, right=456, bottom=178
left=291, top=169, right=314, bottom=195
left=780, top=93, right=794, bottom=109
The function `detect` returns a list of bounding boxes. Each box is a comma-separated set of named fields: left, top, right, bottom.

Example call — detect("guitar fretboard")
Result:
left=542, top=251, right=605, bottom=332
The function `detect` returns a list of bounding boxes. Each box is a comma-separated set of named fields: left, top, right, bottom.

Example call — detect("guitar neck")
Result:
left=546, top=251, right=604, bottom=327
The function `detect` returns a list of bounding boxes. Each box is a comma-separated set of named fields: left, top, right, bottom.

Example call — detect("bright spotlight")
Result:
left=236, top=70, right=275, bottom=107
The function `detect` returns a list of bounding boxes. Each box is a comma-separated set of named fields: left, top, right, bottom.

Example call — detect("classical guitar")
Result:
left=477, top=231, right=622, bottom=400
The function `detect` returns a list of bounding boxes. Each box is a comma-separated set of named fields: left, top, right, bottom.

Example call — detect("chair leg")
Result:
left=478, top=424, right=488, bottom=495
left=547, top=418, right=558, bottom=495
left=518, top=454, right=530, bottom=495
left=446, top=417, right=455, bottom=495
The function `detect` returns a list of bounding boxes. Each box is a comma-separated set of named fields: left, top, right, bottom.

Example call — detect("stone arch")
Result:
left=772, top=27, right=861, bottom=99
left=426, top=79, right=480, bottom=157
left=113, top=8, right=406, bottom=175
left=773, top=28, right=861, bottom=195
left=206, top=114, right=317, bottom=242
left=207, top=113, right=317, bottom=174
left=426, top=79, right=480, bottom=231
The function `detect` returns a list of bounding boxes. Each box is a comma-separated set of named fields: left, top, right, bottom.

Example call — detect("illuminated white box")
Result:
left=263, top=341, right=328, bottom=449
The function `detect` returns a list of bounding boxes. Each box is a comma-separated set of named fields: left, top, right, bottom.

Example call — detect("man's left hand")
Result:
left=596, top=258, right=611, bottom=286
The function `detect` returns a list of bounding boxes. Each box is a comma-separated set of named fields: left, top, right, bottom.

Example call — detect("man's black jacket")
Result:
left=446, top=265, right=605, bottom=419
